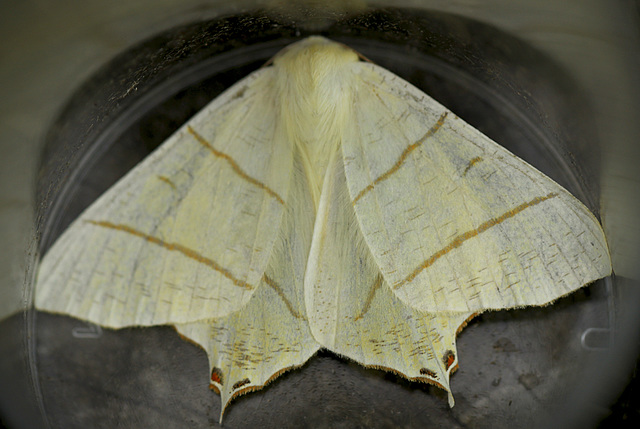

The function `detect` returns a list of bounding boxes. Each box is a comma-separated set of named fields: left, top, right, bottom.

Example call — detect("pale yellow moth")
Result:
left=35, top=37, right=612, bottom=422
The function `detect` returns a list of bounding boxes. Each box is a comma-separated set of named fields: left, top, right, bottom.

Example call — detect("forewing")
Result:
left=343, top=62, right=611, bottom=314
left=36, top=68, right=294, bottom=327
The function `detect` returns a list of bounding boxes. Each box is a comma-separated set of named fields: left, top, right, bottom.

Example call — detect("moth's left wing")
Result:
left=343, top=62, right=611, bottom=314
left=177, top=157, right=320, bottom=422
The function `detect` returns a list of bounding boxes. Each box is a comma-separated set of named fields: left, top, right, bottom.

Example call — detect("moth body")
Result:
left=35, top=37, right=612, bottom=422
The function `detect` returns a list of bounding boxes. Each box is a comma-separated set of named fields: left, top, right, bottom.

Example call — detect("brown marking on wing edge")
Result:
left=457, top=313, right=479, bottom=335
left=186, top=125, right=285, bottom=205
left=462, top=156, right=483, bottom=176
left=420, top=368, right=438, bottom=378
left=363, top=363, right=448, bottom=391
left=85, top=220, right=253, bottom=291
left=263, top=275, right=305, bottom=320
left=220, top=362, right=314, bottom=420
left=354, top=274, right=384, bottom=321
left=352, top=112, right=448, bottom=205
left=211, top=367, right=224, bottom=386
left=393, top=192, right=559, bottom=290
left=232, top=378, right=251, bottom=390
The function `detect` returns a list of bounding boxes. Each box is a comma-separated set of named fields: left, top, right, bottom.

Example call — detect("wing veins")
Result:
left=263, top=275, right=305, bottom=320
left=187, top=125, right=285, bottom=205
left=85, top=220, right=254, bottom=291
left=354, top=274, right=384, bottom=321
left=393, top=192, right=559, bottom=291
left=351, top=112, right=448, bottom=205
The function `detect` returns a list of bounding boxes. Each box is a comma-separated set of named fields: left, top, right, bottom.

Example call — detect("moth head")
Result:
left=273, top=36, right=359, bottom=82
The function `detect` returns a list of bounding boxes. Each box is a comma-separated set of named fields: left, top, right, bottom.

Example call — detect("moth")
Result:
left=36, top=36, right=612, bottom=422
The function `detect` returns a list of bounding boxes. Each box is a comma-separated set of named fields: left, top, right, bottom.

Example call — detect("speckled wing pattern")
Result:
left=343, top=62, right=611, bottom=315
left=304, top=149, right=473, bottom=406
left=176, top=152, right=319, bottom=419
left=35, top=37, right=612, bottom=422
left=36, top=68, right=293, bottom=327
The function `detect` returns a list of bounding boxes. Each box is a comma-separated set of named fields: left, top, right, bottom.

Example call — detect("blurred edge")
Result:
left=1, top=1, right=638, bottom=428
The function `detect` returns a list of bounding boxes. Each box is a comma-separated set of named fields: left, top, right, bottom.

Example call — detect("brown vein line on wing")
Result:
left=393, top=192, right=559, bottom=290
left=156, top=175, right=177, bottom=189
left=354, top=274, right=384, bottom=321
left=186, top=125, right=285, bottom=205
left=462, top=156, right=483, bottom=176
left=85, top=220, right=254, bottom=291
left=263, top=275, right=305, bottom=320
left=352, top=112, right=448, bottom=205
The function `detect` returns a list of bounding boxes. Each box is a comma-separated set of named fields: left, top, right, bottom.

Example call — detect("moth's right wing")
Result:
left=36, top=68, right=294, bottom=327
left=304, top=147, right=471, bottom=407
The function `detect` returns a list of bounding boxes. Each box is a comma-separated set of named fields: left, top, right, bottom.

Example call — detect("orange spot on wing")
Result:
left=443, top=350, right=455, bottom=371
left=211, top=367, right=224, bottom=386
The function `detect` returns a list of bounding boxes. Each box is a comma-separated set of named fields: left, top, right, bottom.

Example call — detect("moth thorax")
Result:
left=274, top=38, right=358, bottom=207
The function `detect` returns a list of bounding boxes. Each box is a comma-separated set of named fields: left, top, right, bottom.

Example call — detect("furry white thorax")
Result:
left=274, top=37, right=359, bottom=209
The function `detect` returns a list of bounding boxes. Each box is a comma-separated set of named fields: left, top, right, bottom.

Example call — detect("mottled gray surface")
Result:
left=31, top=281, right=607, bottom=428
